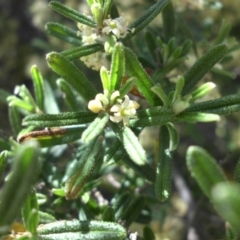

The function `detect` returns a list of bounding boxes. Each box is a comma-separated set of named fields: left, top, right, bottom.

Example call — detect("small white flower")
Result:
left=77, top=19, right=95, bottom=36
left=96, top=91, right=109, bottom=107
left=110, top=95, right=140, bottom=125
left=102, top=15, right=129, bottom=39
left=110, top=90, right=120, bottom=104
left=82, top=33, right=98, bottom=45
left=88, top=99, right=105, bottom=113
left=88, top=90, right=109, bottom=113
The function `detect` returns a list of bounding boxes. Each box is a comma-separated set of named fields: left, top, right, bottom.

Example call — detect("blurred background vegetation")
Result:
left=1, top=0, right=240, bottom=239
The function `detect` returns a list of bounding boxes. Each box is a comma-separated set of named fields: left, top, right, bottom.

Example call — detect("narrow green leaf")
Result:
left=110, top=2, right=119, bottom=19
left=198, top=104, right=240, bottom=116
left=91, top=2, right=104, bottom=27
left=14, top=85, right=36, bottom=107
left=31, top=65, right=44, bottom=111
left=176, top=112, right=220, bottom=123
left=103, top=0, right=113, bottom=19
left=57, top=79, right=81, bottom=111
left=82, top=113, right=109, bottom=142
left=61, top=43, right=104, bottom=61
left=111, top=123, right=148, bottom=166
left=8, top=106, right=22, bottom=136
left=82, top=179, right=101, bottom=194
left=228, top=43, right=240, bottom=53
left=43, top=80, right=60, bottom=114
left=27, top=211, right=40, bottom=235
left=182, top=44, right=228, bottom=95
left=186, top=146, right=227, bottom=199
left=0, top=151, right=8, bottom=182
left=23, top=111, right=96, bottom=128
left=47, top=52, right=97, bottom=101
left=121, top=196, right=145, bottom=227
left=110, top=43, right=125, bottom=91
left=8, top=96, right=35, bottom=113
left=0, top=142, right=40, bottom=229
left=65, top=137, right=103, bottom=199
left=129, top=106, right=175, bottom=127
left=162, top=2, right=175, bottom=42
left=166, top=123, right=179, bottom=151
left=37, top=220, right=127, bottom=240
left=110, top=123, right=155, bottom=182
left=155, top=125, right=172, bottom=202
left=124, top=47, right=159, bottom=106
left=172, top=76, right=185, bottom=104
left=102, top=206, right=115, bottom=222
left=35, top=194, right=46, bottom=206
left=185, top=94, right=240, bottom=115
left=181, top=39, right=193, bottom=56
left=119, top=77, right=136, bottom=98
left=39, top=211, right=56, bottom=224
left=151, top=84, right=170, bottom=107
left=167, top=38, right=176, bottom=57
left=211, top=67, right=236, bottom=79
left=100, top=66, right=111, bottom=92
left=22, top=189, right=39, bottom=234
left=112, top=192, right=132, bottom=220
left=49, top=1, right=96, bottom=27
left=214, top=20, right=231, bottom=45
left=73, top=144, right=89, bottom=159
left=52, top=188, right=65, bottom=197
left=45, top=22, right=82, bottom=46
left=104, top=138, right=124, bottom=165
left=18, top=126, right=86, bottom=147
left=125, top=0, right=171, bottom=39
left=212, top=182, right=240, bottom=235
left=190, top=82, right=216, bottom=102
left=171, top=46, right=182, bottom=59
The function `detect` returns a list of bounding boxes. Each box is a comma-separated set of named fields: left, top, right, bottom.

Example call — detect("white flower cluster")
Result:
left=80, top=52, right=108, bottom=71
left=77, top=14, right=130, bottom=70
left=77, top=21, right=99, bottom=45
left=88, top=90, right=140, bottom=125
left=77, top=19, right=107, bottom=70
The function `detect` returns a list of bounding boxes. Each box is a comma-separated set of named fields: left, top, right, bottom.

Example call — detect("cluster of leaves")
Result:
left=1, top=0, right=240, bottom=239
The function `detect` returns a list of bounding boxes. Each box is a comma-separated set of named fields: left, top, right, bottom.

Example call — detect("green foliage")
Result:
left=182, top=43, right=228, bottom=95
left=0, top=0, right=240, bottom=239
left=21, top=189, right=39, bottom=234
left=37, top=220, right=126, bottom=240
left=155, top=125, right=173, bottom=202
left=0, top=142, right=40, bottom=233
left=186, top=146, right=227, bottom=199
left=64, top=136, right=103, bottom=199
left=212, top=182, right=240, bottom=236
left=46, top=52, right=97, bottom=101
